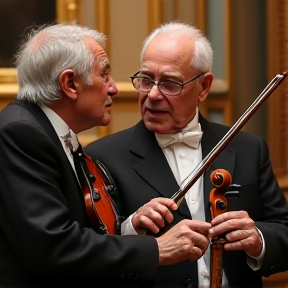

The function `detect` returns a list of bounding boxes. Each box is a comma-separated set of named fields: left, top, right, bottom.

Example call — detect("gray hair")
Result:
left=14, top=23, right=107, bottom=104
left=140, top=21, right=213, bottom=73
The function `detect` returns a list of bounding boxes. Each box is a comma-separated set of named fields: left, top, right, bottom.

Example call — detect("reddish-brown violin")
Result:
left=78, top=151, right=121, bottom=235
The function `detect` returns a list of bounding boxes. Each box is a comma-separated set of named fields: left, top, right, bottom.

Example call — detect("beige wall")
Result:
left=109, top=0, right=148, bottom=82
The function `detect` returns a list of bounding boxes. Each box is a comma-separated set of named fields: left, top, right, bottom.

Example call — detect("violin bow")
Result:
left=171, top=71, right=287, bottom=206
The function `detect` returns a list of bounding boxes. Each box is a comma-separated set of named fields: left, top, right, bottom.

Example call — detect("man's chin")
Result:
left=100, top=117, right=111, bottom=127
left=144, top=120, right=167, bottom=134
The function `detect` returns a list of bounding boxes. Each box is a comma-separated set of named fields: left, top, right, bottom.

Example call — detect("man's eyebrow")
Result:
left=139, top=71, right=152, bottom=77
left=100, top=59, right=111, bottom=70
left=140, top=70, right=182, bottom=80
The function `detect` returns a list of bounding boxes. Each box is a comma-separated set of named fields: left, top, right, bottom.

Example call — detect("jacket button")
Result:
left=185, top=279, right=193, bottom=288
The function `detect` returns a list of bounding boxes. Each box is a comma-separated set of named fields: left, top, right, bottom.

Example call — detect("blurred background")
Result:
left=0, top=1, right=287, bottom=285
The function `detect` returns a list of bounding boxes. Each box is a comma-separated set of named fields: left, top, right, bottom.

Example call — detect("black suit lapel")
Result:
left=130, top=121, right=179, bottom=198
left=13, top=99, right=82, bottom=193
left=129, top=121, right=192, bottom=219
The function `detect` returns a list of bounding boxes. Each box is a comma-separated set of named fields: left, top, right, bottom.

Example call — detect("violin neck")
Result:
left=210, top=240, right=224, bottom=288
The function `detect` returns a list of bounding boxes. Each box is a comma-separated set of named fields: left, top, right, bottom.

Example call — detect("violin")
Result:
left=76, top=149, right=122, bottom=235
left=209, top=169, right=240, bottom=288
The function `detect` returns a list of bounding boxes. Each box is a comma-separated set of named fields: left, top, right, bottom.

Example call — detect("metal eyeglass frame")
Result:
left=130, top=71, right=206, bottom=96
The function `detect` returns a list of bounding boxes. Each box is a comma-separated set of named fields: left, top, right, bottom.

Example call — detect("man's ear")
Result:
left=58, top=69, right=78, bottom=100
left=199, top=72, right=213, bottom=102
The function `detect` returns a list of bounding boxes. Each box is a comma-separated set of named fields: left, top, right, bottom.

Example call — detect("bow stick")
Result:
left=171, top=71, right=287, bottom=206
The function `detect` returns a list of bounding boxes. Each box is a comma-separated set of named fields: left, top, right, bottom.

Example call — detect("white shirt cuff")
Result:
left=246, top=228, right=265, bottom=270
left=121, top=214, right=138, bottom=235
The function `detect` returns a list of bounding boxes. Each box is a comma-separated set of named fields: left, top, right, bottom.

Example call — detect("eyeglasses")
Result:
left=130, top=71, right=206, bottom=96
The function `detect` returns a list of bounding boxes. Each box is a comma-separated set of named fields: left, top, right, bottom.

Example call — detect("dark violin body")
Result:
left=78, top=151, right=122, bottom=235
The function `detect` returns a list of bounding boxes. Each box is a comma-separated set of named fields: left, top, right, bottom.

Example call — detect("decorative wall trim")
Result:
left=56, top=0, right=82, bottom=24
left=267, top=0, right=288, bottom=188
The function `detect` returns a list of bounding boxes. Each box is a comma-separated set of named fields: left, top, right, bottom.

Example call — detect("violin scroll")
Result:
left=209, top=169, right=241, bottom=219
left=210, top=169, right=231, bottom=188
left=209, top=169, right=232, bottom=219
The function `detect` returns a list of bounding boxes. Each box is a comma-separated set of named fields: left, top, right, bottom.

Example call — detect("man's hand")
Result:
left=131, top=197, right=211, bottom=265
left=209, top=210, right=263, bottom=257
left=156, top=219, right=211, bottom=265
left=131, top=198, right=177, bottom=234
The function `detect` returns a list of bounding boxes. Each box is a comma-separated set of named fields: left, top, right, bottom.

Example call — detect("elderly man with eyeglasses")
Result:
left=85, top=21, right=288, bottom=288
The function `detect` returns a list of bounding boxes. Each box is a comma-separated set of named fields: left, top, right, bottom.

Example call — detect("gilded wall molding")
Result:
left=95, top=0, right=110, bottom=61
left=56, top=0, right=82, bottom=24
left=267, top=0, right=288, bottom=189
left=0, top=0, right=84, bottom=91
left=147, top=0, right=164, bottom=32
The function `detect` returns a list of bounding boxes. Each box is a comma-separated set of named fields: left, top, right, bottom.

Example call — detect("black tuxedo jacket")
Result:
left=0, top=100, right=159, bottom=288
left=85, top=115, right=288, bottom=288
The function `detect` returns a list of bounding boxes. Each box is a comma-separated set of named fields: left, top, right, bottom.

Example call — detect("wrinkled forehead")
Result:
left=144, top=33, right=194, bottom=58
left=85, top=37, right=110, bottom=69
left=142, top=34, right=194, bottom=75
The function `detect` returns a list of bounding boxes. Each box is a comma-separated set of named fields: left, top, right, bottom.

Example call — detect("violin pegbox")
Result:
left=209, top=169, right=241, bottom=219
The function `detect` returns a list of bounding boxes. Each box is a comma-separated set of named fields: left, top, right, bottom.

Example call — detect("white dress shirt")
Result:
left=156, top=110, right=215, bottom=288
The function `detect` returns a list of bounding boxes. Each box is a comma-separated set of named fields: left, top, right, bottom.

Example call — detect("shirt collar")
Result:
left=39, top=103, right=78, bottom=151
left=181, top=107, right=201, bottom=133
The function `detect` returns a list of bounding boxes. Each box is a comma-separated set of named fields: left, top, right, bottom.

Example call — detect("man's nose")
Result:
left=147, top=84, right=163, bottom=99
left=108, top=78, right=118, bottom=96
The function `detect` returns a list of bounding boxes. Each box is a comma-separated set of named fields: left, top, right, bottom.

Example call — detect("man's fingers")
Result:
left=184, top=219, right=212, bottom=236
left=165, top=209, right=174, bottom=224
left=190, top=246, right=203, bottom=258
left=134, top=198, right=177, bottom=228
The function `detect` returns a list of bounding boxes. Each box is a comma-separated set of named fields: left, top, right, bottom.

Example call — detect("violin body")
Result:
left=78, top=151, right=122, bottom=235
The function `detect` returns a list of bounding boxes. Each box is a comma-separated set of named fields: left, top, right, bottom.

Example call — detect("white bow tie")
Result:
left=156, top=130, right=203, bottom=149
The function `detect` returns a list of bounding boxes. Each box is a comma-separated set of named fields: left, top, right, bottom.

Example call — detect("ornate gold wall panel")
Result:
left=0, top=69, right=18, bottom=112
left=94, top=0, right=110, bottom=55
left=56, top=0, right=82, bottom=24
left=267, top=0, right=288, bottom=196
left=265, top=4, right=288, bottom=287
left=147, top=0, right=164, bottom=31
left=199, top=0, right=232, bottom=127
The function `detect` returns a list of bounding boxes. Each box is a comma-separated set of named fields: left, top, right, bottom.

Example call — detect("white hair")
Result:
left=140, top=21, right=213, bottom=72
left=14, top=23, right=107, bottom=104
